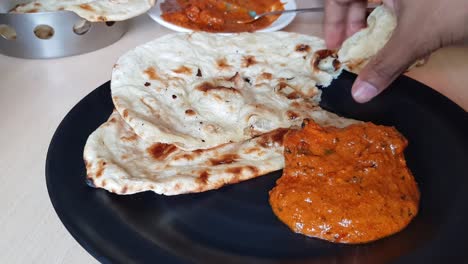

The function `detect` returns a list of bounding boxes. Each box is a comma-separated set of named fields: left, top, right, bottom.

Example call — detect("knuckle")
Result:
left=368, top=59, right=399, bottom=81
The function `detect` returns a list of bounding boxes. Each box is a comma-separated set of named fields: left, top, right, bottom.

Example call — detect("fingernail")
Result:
left=352, top=81, right=379, bottom=103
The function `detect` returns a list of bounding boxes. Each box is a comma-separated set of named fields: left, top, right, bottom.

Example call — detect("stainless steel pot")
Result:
left=0, top=0, right=128, bottom=59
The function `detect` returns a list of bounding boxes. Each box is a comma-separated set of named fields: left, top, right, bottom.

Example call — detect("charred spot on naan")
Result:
left=79, top=3, right=95, bottom=11
left=295, top=44, right=311, bottom=53
left=121, top=109, right=129, bottom=119
left=243, top=77, right=252, bottom=85
left=257, top=129, right=289, bottom=148
left=210, top=154, right=240, bottom=166
left=185, top=109, right=196, bottom=116
left=196, top=82, right=241, bottom=95
left=260, top=72, right=273, bottom=80
left=286, top=92, right=301, bottom=100
left=144, top=66, right=160, bottom=80
left=172, top=65, right=193, bottom=75
left=120, top=134, right=139, bottom=142
left=226, top=166, right=260, bottom=177
left=226, top=167, right=242, bottom=175
left=226, top=72, right=248, bottom=88
left=196, top=68, right=203, bottom=77
left=286, top=110, right=299, bottom=120
left=197, top=171, right=210, bottom=185
left=97, top=16, right=107, bottom=22
left=242, top=55, right=257, bottom=67
left=144, top=82, right=151, bottom=87
left=312, top=49, right=341, bottom=72
left=243, top=146, right=262, bottom=155
left=172, top=149, right=203, bottom=162
left=245, top=166, right=260, bottom=175
left=121, top=185, right=129, bottom=194
left=147, top=143, right=178, bottom=160
left=173, top=153, right=195, bottom=161
left=278, top=81, right=288, bottom=89
left=94, top=160, right=107, bottom=178
left=277, top=82, right=302, bottom=100
left=217, top=58, right=231, bottom=69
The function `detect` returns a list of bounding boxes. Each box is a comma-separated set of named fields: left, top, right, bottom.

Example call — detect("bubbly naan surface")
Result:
left=84, top=110, right=357, bottom=195
left=82, top=6, right=405, bottom=196
left=111, top=32, right=342, bottom=150
left=11, top=0, right=155, bottom=22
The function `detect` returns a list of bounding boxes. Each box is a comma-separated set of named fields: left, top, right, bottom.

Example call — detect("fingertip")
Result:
left=351, top=79, right=379, bottom=103
left=324, top=0, right=349, bottom=49
left=346, top=1, right=367, bottom=37
left=324, top=25, right=345, bottom=49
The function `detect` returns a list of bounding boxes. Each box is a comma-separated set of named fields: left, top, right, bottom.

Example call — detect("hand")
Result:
left=324, top=0, right=468, bottom=103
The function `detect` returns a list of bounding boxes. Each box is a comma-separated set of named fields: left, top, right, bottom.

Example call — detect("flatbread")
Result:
left=84, top=110, right=357, bottom=195
left=338, top=5, right=397, bottom=73
left=111, top=32, right=342, bottom=151
left=338, top=5, right=426, bottom=74
left=10, top=0, right=155, bottom=22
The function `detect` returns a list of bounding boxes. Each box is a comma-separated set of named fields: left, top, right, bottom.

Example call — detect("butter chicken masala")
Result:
left=269, top=120, right=420, bottom=244
left=161, top=0, right=284, bottom=32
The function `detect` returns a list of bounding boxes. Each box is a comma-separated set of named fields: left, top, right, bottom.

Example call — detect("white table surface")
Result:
left=1, top=1, right=467, bottom=263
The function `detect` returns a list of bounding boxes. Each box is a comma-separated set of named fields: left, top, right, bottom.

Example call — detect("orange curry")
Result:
left=161, top=0, right=284, bottom=33
left=269, top=120, right=420, bottom=244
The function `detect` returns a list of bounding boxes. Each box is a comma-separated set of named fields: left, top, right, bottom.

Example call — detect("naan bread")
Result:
left=84, top=110, right=357, bottom=195
left=338, top=5, right=426, bottom=73
left=111, top=32, right=342, bottom=151
left=338, top=5, right=397, bottom=73
left=11, top=0, right=155, bottom=22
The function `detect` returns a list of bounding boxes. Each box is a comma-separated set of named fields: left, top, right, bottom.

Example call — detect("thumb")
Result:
left=351, top=31, right=419, bottom=103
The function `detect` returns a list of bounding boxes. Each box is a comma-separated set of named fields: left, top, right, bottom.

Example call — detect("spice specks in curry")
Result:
left=160, top=0, right=284, bottom=33
left=269, top=120, right=420, bottom=244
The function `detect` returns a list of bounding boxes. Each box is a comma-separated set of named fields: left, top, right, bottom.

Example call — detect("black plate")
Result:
left=46, top=72, right=468, bottom=264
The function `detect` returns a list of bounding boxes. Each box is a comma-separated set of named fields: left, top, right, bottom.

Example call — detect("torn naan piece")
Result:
left=338, top=5, right=397, bottom=73
left=10, top=0, right=155, bottom=22
left=338, top=5, right=426, bottom=73
left=84, top=110, right=357, bottom=195
left=111, top=32, right=342, bottom=151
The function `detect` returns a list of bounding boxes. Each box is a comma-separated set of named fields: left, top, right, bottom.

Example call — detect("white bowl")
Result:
left=147, top=0, right=297, bottom=33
